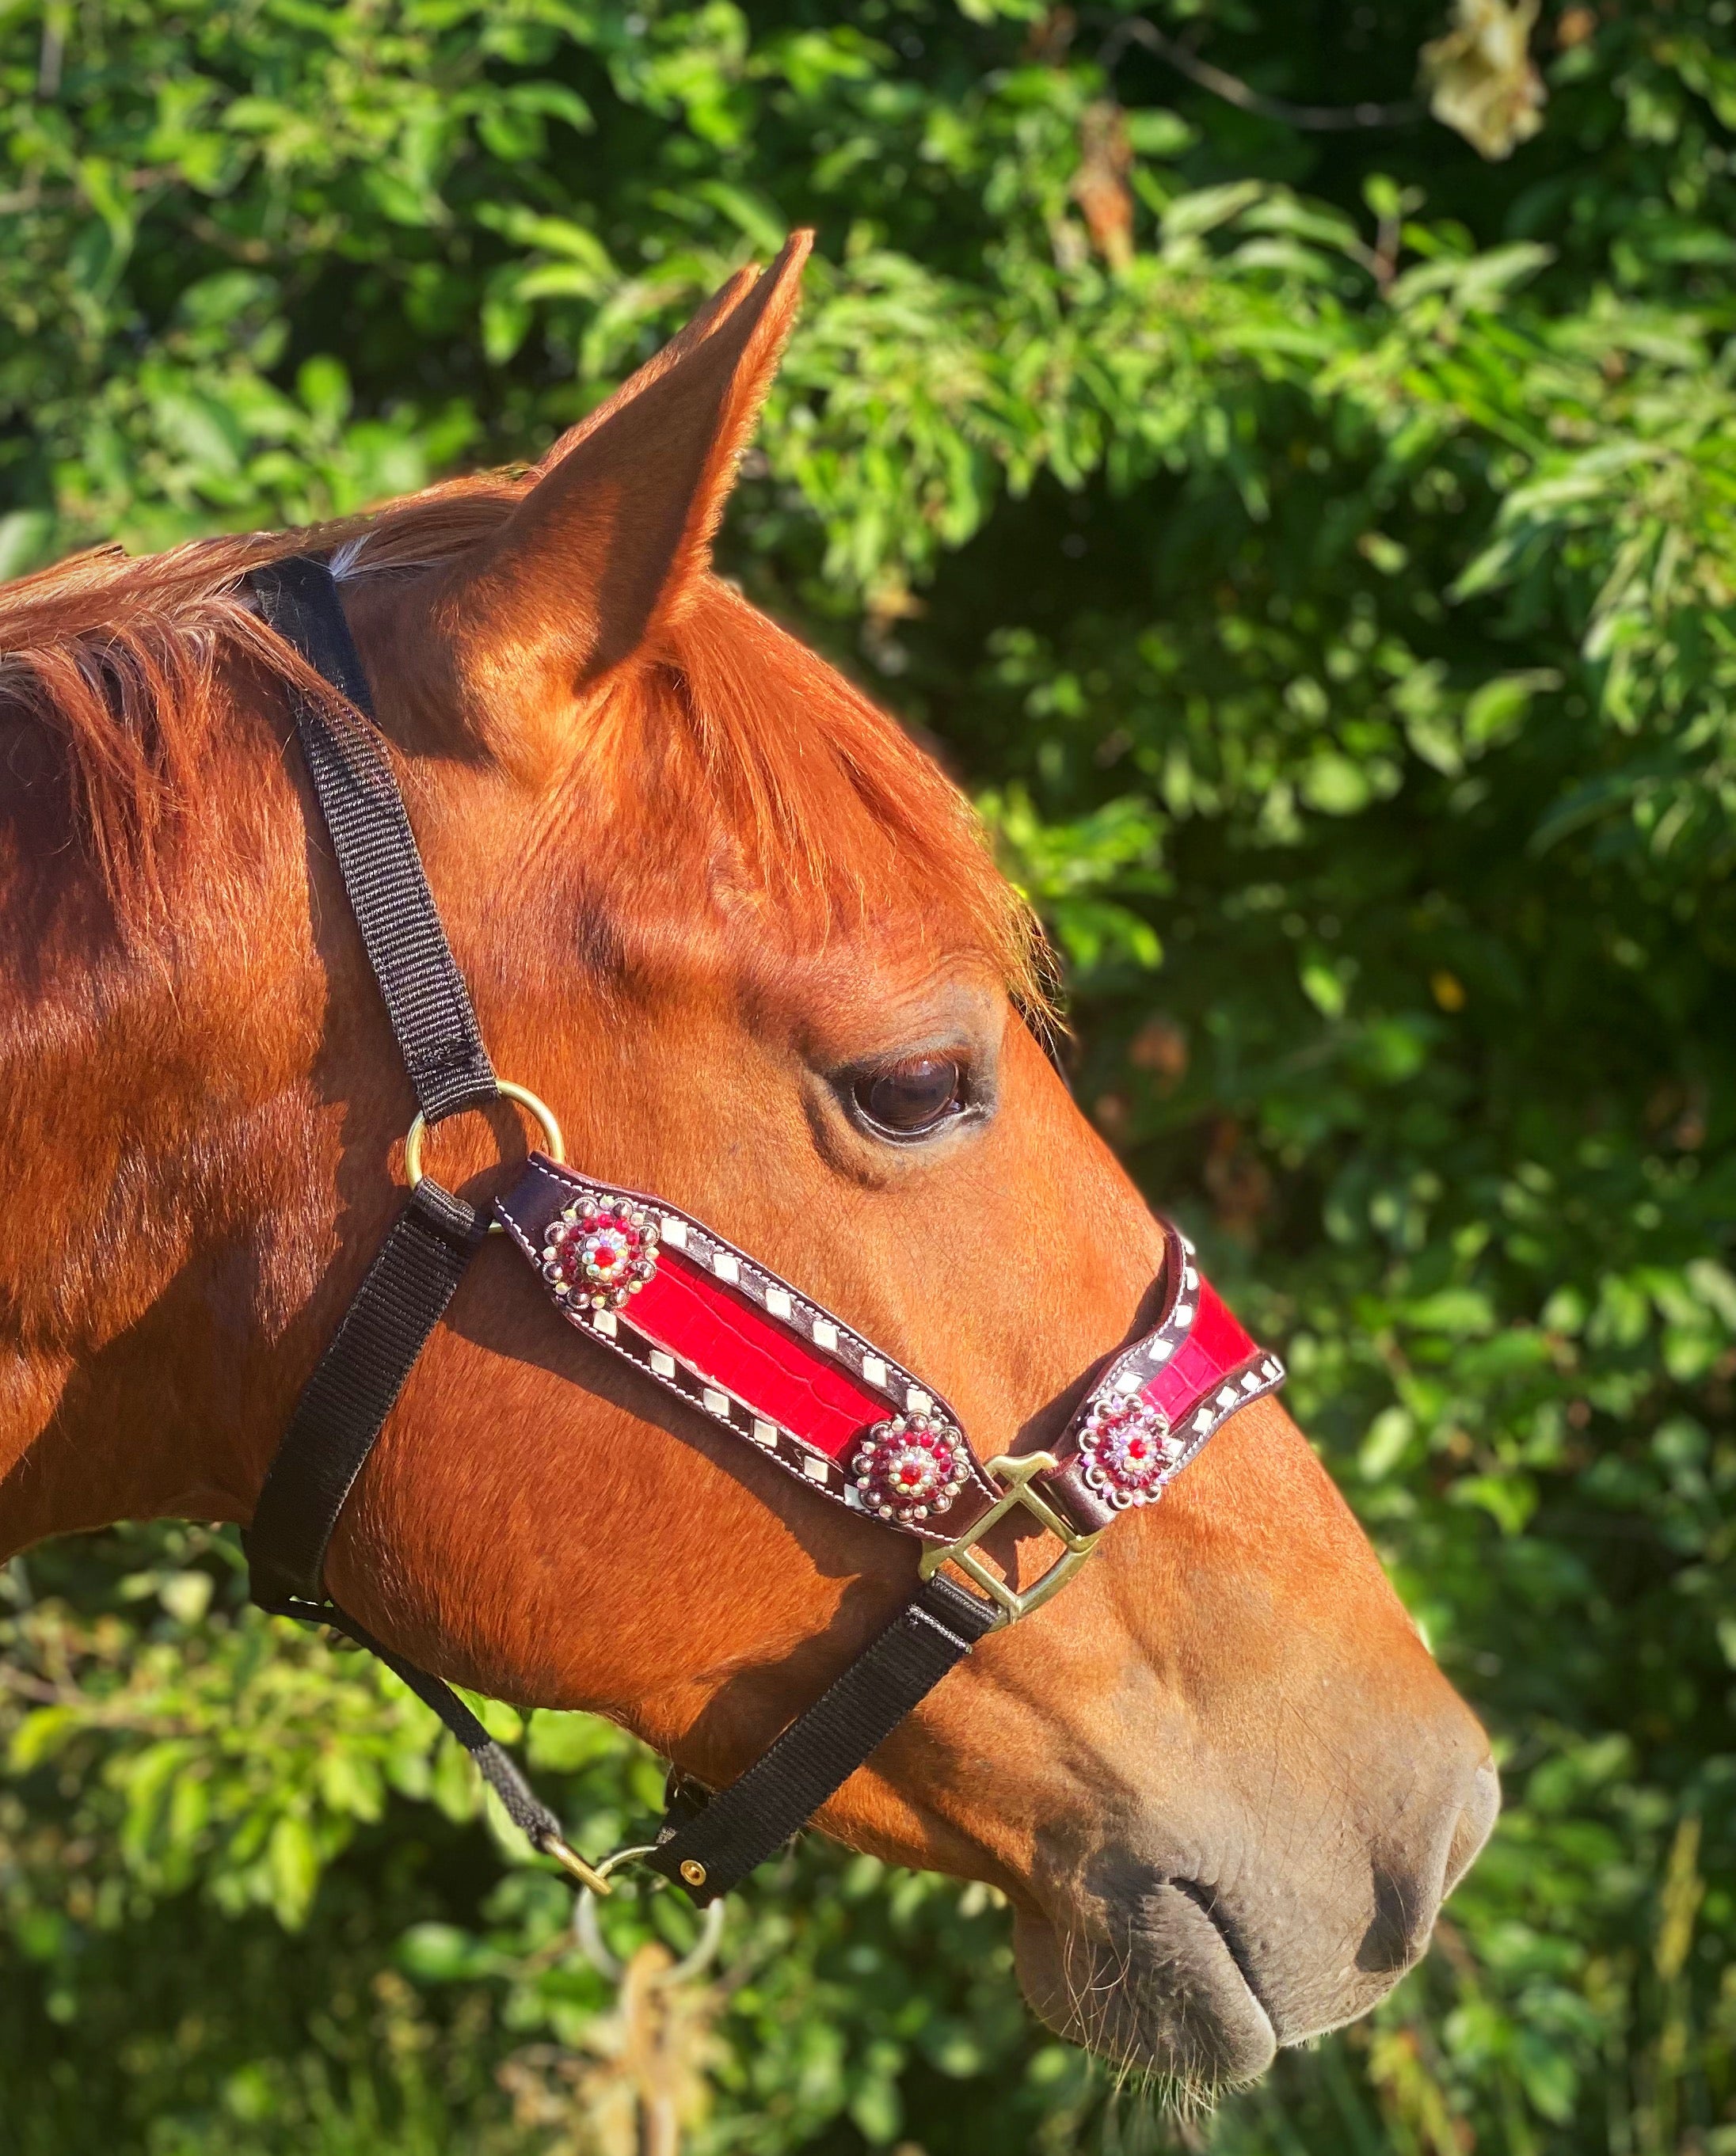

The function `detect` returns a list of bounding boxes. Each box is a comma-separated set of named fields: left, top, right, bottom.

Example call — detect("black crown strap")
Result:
left=252, top=554, right=497, bottom=1125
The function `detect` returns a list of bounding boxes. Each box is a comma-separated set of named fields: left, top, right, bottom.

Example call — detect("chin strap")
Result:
left=242, top=553, right=1284, bottom=1907
left=643, top=1575, right=999, bottom=1903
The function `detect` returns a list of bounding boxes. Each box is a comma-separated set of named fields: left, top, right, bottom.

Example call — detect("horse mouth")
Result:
left=1012, top=1880, right=1278, bottom=2089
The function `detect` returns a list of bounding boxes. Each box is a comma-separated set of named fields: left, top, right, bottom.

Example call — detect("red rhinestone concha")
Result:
left=851, top=1413, right=966, bottom=1524
left=542, top=1193, right=660, bottom=1313
left=1076, top=1394, right=1181, bottom=1509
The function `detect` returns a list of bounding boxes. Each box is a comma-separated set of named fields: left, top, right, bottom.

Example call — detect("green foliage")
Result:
left=5, top=2, right=1736, bottom=2151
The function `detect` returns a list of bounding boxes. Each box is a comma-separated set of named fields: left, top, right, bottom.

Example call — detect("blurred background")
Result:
left=2, top=2, right=1734, bottom=2150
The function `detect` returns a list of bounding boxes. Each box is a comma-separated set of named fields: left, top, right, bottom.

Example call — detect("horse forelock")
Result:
left=626, top=583, right=1041, bottom=1002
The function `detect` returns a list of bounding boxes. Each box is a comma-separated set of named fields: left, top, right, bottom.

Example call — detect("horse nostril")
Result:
left=1356, top=1865, right=1427, bottom=1975
left=1444, top=1755, right=1501, bottom=1896
left=1357, top=1755, right=1501, bottom=1977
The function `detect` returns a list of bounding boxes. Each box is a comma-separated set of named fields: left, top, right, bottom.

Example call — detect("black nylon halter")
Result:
left=244, top=556, right=996, bottom=1904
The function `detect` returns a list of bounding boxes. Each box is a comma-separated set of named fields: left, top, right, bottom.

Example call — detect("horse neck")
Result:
left=0, top=673, right=352, bottom=1557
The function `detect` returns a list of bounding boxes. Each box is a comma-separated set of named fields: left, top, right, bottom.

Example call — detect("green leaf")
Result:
left=0, top=511, right=52, bottom=582
left=265, top=1815, right=321, bottom=1929
left=8, top=1705, right=82, bottom=1772
left=1301, top=753, right=1373, bottom=816
left=1403, top=1288, right=1498, bottom=1337
left=396, top=1922, right=501, bottom=1983
left=1449, top=1472, right=1538, bottom=1534
left=295, top=356, right=352, bottom=429
left=1161, top=181, right=1264, bottom=243
left=1464, top=669, right=1561, bottom=749
left=1359, top=1407, right=1416, bottom=1481
left=1300, top=960, right=1350, bottom=1021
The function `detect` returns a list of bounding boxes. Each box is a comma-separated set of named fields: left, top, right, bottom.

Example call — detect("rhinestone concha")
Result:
left=1076, top=1394, right=1182, bottom=1508
left=850, top=1412, right=966, bottom=1523
left=541, top=1194, right=661, bottom=1312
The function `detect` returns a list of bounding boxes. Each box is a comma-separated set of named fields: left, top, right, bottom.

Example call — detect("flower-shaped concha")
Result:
left=542, top=1194, right=660, bottom=1312
left=851, top=1413, right=966, bottom=1524
left=1076, top=1394, right=1182, bottom=1508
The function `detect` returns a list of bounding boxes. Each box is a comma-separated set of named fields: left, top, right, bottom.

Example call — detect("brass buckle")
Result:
left=918, top=1451, right=1101, bottom=1628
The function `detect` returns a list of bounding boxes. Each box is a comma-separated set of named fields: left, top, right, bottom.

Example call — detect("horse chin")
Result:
left=1011, top=1898, right=1277, bottom=2094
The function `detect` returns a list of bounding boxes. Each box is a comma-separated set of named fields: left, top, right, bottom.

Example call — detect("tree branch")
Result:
left=1105, top=17, right=1421, bottom=131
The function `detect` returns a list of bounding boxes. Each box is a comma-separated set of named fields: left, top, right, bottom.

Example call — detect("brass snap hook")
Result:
left=573, top=1846, right=729, bottom=1987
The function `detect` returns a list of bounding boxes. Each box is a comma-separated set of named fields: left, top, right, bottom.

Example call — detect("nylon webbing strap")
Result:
left=251, top=556, right=497, bottom=1124
left=244, top=558, right=524, bottom=1835
left=246, top=1177, right=485, bottom=1613
left=647, top=1573, right=999, bottom=1904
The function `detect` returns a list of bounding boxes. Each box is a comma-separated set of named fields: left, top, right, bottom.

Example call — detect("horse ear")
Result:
left=434, top=231, right=813, bottom=780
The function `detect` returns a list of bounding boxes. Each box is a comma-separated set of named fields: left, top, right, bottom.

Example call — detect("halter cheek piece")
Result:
left=243, top=557, right=1285, bottom=1907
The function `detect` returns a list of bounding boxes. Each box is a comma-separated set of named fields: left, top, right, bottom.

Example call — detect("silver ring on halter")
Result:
left=403, top=1080, right=565, bottom=1236
left=573, top=1846, right=728, bottom=1986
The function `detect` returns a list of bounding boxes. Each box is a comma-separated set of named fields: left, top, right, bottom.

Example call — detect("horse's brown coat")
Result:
left=0, top=236, right=1495, bottom=2088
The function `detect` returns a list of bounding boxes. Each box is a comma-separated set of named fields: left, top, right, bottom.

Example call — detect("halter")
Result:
left=243, top=557, right=1285, bottom=1906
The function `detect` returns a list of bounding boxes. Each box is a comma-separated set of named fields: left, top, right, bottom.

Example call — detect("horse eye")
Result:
left=855, top=1055, right=965, bottom=1138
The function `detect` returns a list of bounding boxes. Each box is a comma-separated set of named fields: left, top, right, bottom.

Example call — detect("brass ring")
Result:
left=403, top=1082, right=565, bottom=1235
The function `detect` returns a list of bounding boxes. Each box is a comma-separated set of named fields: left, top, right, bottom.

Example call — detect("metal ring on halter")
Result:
left=403, top=1081, right=565, bottom=1235
left=573, top=1846, right=728, bottom=1987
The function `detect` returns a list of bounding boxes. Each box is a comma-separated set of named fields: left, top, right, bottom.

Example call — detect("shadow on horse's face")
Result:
left=0, top=236, right=1495, bottom=2089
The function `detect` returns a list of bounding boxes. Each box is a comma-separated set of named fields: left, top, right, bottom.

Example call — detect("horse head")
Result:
left=0, top=234, right=1495, bottom=2090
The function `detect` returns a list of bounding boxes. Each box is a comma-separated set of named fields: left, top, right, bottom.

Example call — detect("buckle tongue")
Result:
left=917, top=1451, right=1101, bottom=1626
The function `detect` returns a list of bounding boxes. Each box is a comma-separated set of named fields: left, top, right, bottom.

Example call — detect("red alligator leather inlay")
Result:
left=495, top=1154, right=1285, bottom=1548
left=627, top=1250, right=890, bottom=1462
left=1152, top=1280, right=1255, bottom=1416
left=495, top=1154, right=1003, bottom=1544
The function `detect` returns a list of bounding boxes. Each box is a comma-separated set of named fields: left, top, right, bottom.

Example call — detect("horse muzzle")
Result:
left=1015, top=1733, right=1500, bottom=2084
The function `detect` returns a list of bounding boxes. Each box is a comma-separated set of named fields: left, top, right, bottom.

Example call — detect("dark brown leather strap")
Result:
left=494, top=1153, right=1002, bottom=1542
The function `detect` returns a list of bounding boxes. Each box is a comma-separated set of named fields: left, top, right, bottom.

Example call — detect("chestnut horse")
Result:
left=0, top=235, right=1495, bottom=2087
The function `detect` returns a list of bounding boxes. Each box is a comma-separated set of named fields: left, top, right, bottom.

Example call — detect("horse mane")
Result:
left=0, top=475, right=522, bottom=925
left=0, top=473, right=1041, bottom=1004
